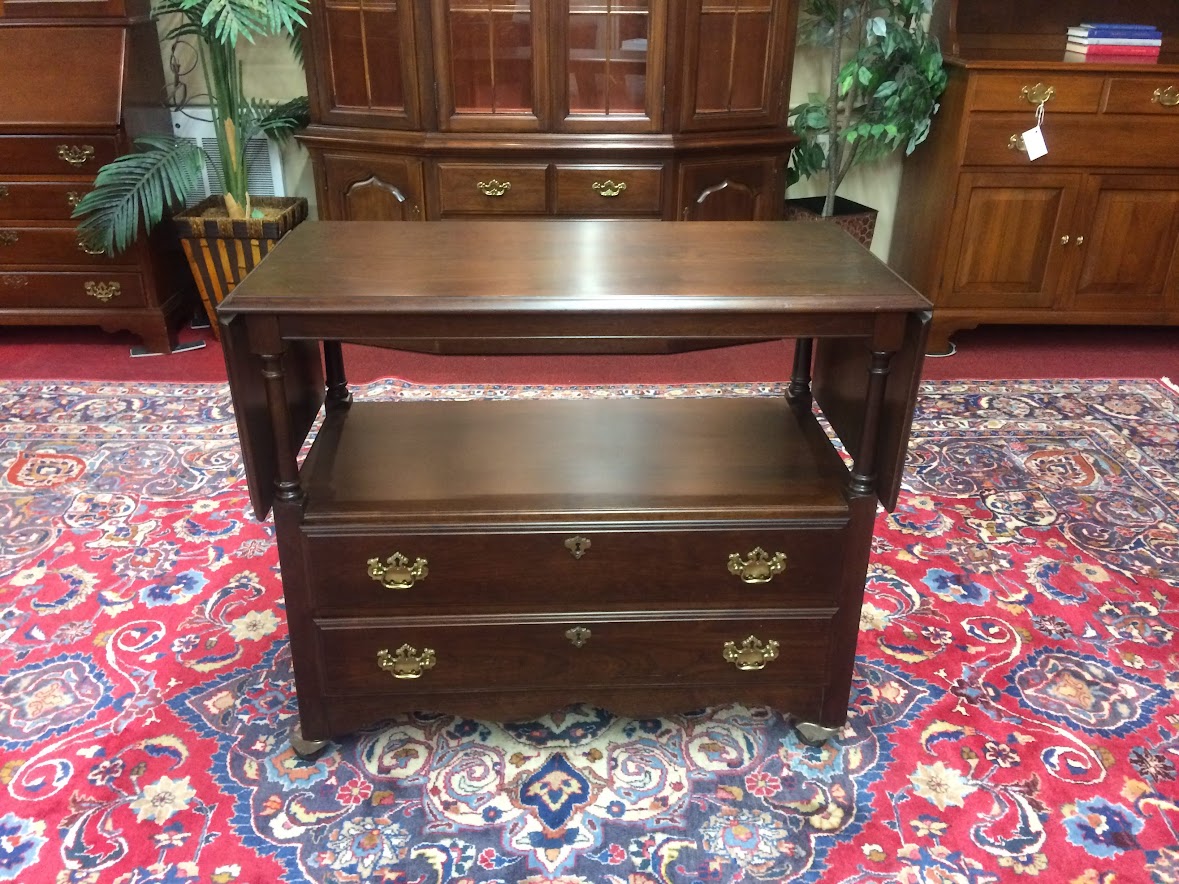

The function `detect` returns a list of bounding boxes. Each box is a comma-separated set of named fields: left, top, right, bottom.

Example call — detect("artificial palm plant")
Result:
left=787, top=0, right=948, bottom=218
left=73, top=0, right=311, bottom=255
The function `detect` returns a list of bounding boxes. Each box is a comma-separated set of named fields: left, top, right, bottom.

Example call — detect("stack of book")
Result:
left=1065, top=23, right=1163, bottom=61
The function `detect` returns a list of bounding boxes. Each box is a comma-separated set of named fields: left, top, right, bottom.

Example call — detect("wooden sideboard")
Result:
left=0, top=0, right=193, bottom=353
left=300, top=0, right=799, bottom=223
left=217, top=220, right=930, bottom=753
left=889, top=0, right=1179, bottom=353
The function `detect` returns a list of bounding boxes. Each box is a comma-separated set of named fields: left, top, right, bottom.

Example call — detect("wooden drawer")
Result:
left=554, top=165, right=664, bottom=215
left=0, top=271, right=145, bottom=309
left=962, top=114, right=1179, bottom=168
left=969, top=72, right=1104, bottom=113
left=303, top=525, right=847, bottom=614
left=436, top=163, right=548, bottom=215
left=0, top=28, right=126, bottom=127
left=1102, top=78, right=1179, bottom=115
left=315, top=612, right=833, bottom=697
left=0, top=224, right=136, bottom=267
left=0, top=136, right=119, bottom=177
left=0, top=182, right=90, bottom=221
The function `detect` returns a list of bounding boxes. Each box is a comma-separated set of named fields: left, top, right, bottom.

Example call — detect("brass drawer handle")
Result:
left=1152, top=85, right=1179, bottom=107
left=0, top=230, right=17, bottom=246
left=0, top=185, right=8, bottom=200
left=1008, top=133, right=1027, bottom=153
left=476, top=179, right=511, bottom=197
left=592, top=180, right=627, bottom=197
left=377, top=644, right=436, bottom=679
left=727, top=547, right=787, bottom=584
left=57, top=145, right=96, bottom=167
left=84, top=281, right=121, bottom=302
left=367, top=552, right=429, bottom=589
left=1019, top=83, right=1054, bottom=105
left=1060, top=235, right=1070, bottom=245
left=564, top=536, right=591, bottom=559
left=2, top=275, right=29, bottom=289
left=723, top=635, right=780, bottom=671
left=1075, top=235, right=1084, bottom=246
left=66, top=191, right=83, bottom=209
left=77, top=235, right=106, bottom=256
left=565, top=626, right=591, bottom=647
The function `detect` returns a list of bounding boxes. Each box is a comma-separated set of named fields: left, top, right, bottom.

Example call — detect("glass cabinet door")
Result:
left=558, top=0, right=664, bottom=131
left=308, top=0, right=421, bottom=129
left=681, top=0, right=794, bottom=130
left=434, top=0, right=548, bottom=131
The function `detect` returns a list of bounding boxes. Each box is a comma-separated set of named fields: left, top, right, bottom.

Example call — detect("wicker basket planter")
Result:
left=174, top=195, right=308, bottom=339
left=782, top=196, right=878, bottom=250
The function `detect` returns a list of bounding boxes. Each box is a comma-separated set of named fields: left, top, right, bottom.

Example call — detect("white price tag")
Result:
left=1022, top=124, right=1048, bottom=161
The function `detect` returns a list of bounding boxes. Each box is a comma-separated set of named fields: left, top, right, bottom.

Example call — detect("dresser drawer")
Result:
left=969, top=72, right=1104, bottom=113
left=962, top=113, right=1177, bottom=168
left=554, top=164, right=664, bottom=215
left=436, top=163, right=548, bottom=215
left=0, top=182, right=90, bottom=221
left=0, top=28, right=125, bottom=127
left=303, top=525, right=847, bottom=615
left=1102, top=78, right=1179, bottom=115
left=0, top=224, right=136, bottom=267
left=0, top=271, right=145, bottom=309
left=315, top=612, right=833, bottom=697
left=0, top=136, right=119, bottom=177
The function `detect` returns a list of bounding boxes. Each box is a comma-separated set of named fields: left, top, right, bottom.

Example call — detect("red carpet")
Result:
left=2, top=322, right=1177, bottom=384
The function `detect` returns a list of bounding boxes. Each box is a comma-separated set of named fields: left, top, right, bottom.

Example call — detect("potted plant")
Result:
left=72, top=0, right=311, bottom=336
left=784, top=0, right=947, bottom=247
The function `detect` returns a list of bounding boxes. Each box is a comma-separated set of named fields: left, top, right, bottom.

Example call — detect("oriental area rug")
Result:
left=1, top=378, right=1177, bottom=884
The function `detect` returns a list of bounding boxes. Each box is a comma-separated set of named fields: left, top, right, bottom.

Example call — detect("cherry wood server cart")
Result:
left=217, top=221, right=930, bottom=754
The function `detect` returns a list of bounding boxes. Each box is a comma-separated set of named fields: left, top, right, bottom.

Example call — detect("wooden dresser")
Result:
left=217, top=221, right=930, bottom=752
left=889, top=0, right=1179, bottom=353
left=0, top=0, right=192, bottom=353
left=300, top=0, right=799, bottom=223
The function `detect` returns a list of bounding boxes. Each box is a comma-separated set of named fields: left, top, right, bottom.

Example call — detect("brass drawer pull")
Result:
left=77, top=235, right=106, bottom=256
left=1075, top=235, right=1084, bottom=246
left=727, top=547, right=787, bottom=584
left=367, top=552, right=429, bottom=589
left=723, top=635, right=780, bottom=671
left=377, top=644, right=436, bottom=679
left=564, top=535, right=591, bottom=559
left=592, top=180, right=627, bottom=197
left=476, top=179, right=511, bottom=197
left=0, top=230, right=17, bottom=247
left=1152, top=85, right=1179, bottom=107
left=1008, top=133, right=1027, bottom=152
left=84, top=281, right=121, bottom=302
left=565, top=626, right=591, bottom=647
left=1060, top=235, right=1070, bottom=245
left=2, top=275, right=29, bottom=289
left=57, top=145, right=96, bottom=167
left=1019, top=83, right=1054, bottom=105
left=66, top=191, right=83, bottom=209
left=0, top=185, right=8, bottom=200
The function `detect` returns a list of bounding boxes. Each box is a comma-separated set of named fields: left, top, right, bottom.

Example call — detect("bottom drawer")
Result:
left=0, top=271, right=145, bottom=309
left=315, top=612, right=832, bottom=697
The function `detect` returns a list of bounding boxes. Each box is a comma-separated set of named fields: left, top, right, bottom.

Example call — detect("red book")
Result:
left=1065, top=40, right=1162, bottom=56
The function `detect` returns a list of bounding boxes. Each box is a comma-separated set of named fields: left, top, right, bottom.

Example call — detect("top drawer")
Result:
left=970, top=72, right=1104, bottom=113
left=2, top=0, right=131, bottom=16
left=1103, top=78, right=1179, bottom=114
left=0, top=28, right=126, bottom=127
left=554, top=165, right=664, bottom=215
left=0, top=136, right=119, bottom=177
left=436, top=163, right=548, bottom=216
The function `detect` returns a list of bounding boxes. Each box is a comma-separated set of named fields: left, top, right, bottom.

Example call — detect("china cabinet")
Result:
left=889, top=0, right=1179, bottom=353
left=301, top=0, right=799, bottom=222
left=0, top=0, right=194, bottom=353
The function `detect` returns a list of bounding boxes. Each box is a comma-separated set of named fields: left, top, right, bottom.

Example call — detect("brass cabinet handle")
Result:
left=84, top=281, right=121, bottom=302
left=1075, top=235, right=1084, bottom=246
left=476, top=179, right=511, bottom=197
left=77, top=235, right=106, bottom=256
left=723, top=635, right=780, bottom=671
left=1060, top=235, right=1070, bottom=245
left=1152, top=85, right=1179, bottom=107
left=0, top=230, right=17, bottom=246
left=0, top=185, right=8, bottom=200
left=57, top=145, right=96, bottom=167
left=1019, top=83, right=1054, bottom=104
left=564, top=536, right=591, bottom=559
left=367, top=552, right=429, bottom=589
left=565, top=626, right=591, bottom=647
left=2, top=275, right=29, bottom=289
left=1008, top=134, right=1027, bottom=152
left=727, top=547, right=787, bottom=584
left=376, top=644, right=436, bottom=679
left=592, top=180, right=627, bottom=197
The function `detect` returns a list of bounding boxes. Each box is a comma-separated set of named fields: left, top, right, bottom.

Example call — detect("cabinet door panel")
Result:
left=940, top=172, right=1079, bottom=309
left=1069, top=174, right=1179, bottom=312
left=321, top=154, right=424, bottom=221
left=677, top=157, right=782, bottom=221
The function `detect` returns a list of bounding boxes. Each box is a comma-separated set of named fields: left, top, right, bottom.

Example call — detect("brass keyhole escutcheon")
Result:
left=564, top=536, right=591, bottom=559
left=367, top=552, right=429, bottom=589
left=565, top=626, right=591, bottom=648
left=727, top=547, right=787, bottom=584
left=377, top=644, right=436, bottom=679
left=477, top=179, right=511, bottom=197
left=723, top=635, right=780, bottom=671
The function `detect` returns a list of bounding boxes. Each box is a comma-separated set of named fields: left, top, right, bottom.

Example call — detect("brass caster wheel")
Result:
left=290, top=724, right=331, bottom=759
left=793, top=720, right=840, bottom=747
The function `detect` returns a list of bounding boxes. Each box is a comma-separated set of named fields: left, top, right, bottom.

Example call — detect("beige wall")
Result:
left=220, top=39, right=904, bottom=257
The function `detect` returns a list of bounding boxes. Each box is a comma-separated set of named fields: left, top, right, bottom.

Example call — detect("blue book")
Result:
left=1073, top=23, right=1162, bottom=39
